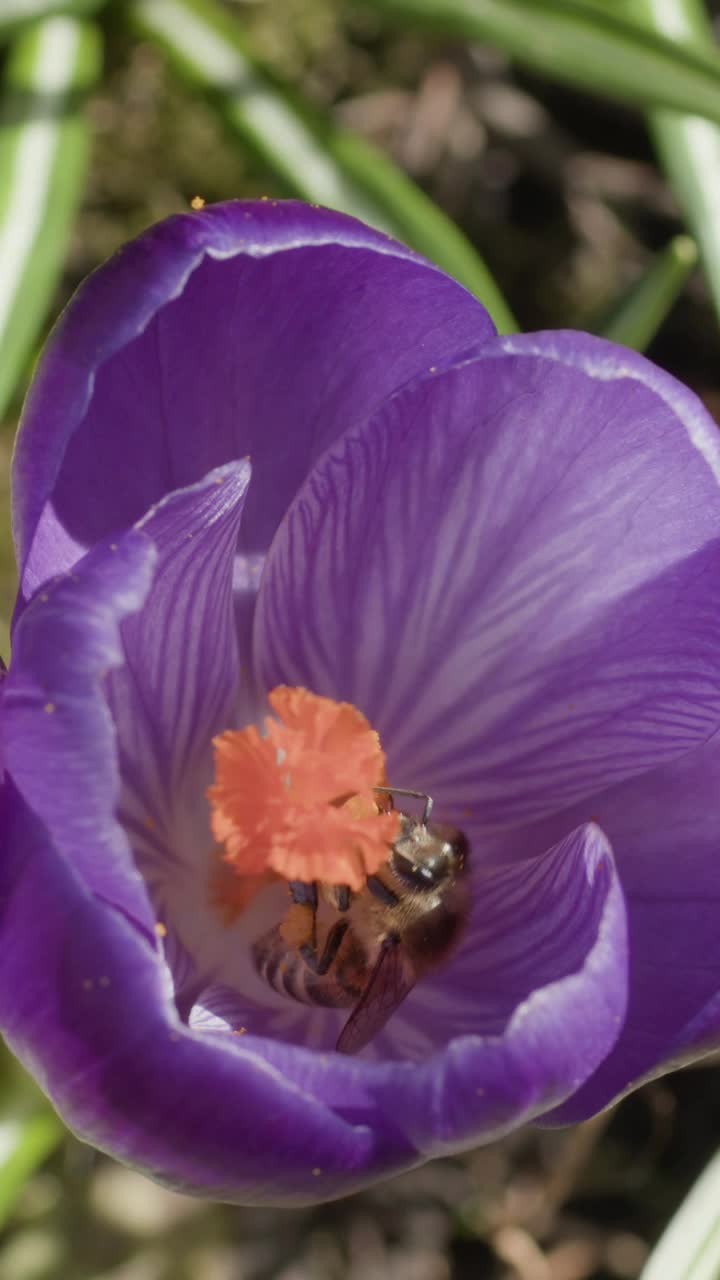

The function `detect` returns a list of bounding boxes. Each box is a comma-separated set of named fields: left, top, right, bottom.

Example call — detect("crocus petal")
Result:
left=387, top=823, right=627, bottom=1154
left=100, top=462, right=254, bottom=1011
left=256, top=332, right=720, bottom=827
left=0, top=531, right=157, bottom=930
left=383, top=822, right=625, bottom=1060
left=0, top=780, right=408, bottom=1205
left=105, top=461, right=250, bottom=820
left=0, top=484, right=413, bottom=1202
left=524, top=735, right=720, bottom=1124
left=14, top=201, right=494, bottom=606
left=238, top=824, right=627, bottom=1157
left=0, top=666, right=626, bottom=1192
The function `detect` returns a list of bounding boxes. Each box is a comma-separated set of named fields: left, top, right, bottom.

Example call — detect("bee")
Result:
left=252, top=788, right=470, bottom=1054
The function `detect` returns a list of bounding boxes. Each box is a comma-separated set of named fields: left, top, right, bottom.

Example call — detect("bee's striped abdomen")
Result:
left=252, top=925, right=361, bottom=1008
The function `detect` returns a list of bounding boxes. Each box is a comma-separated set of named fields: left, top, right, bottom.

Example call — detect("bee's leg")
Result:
left=366, top=876, right=399, bottom=906
left=330, top=884, right=351, bottom=913
left=300, top=919, right=349, bottom=975
left=374, top=786, right=433, bottom=823
left=288, top=880, right=318, bottom=908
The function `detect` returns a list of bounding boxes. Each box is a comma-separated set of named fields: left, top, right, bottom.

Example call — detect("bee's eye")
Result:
left=448, top=830, right=470, bottom=867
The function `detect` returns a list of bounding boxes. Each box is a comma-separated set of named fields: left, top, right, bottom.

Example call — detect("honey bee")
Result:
left=252, top=789, right=470, bottom=1054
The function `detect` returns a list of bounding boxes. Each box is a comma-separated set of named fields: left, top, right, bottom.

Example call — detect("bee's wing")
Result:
left=335, top=935, right=415, bottom=1055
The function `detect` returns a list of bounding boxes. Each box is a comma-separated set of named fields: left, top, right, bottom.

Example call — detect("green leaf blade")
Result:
left=640, top=1147, right=720, bottom=1280
left=0, top=15, right=102, bottom=420
left=0, top=0, right=106, bottom=41
left=627, top=0, right=720, bottom=325
left=0, top=1110, right=64, bottom=1228
left=365, top=0, right=720, bottom=127
left=599, top=235, right=698, bottom=349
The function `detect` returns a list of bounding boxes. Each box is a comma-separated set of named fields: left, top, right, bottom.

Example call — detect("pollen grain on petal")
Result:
left=207, top=686, right=400, bottom=894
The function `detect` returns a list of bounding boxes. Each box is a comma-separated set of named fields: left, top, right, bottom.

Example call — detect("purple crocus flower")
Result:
left=2, top=200, right=720, bottom=1206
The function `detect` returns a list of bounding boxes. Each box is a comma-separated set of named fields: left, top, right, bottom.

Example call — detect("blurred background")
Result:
left=2, top=1, right=720, bottom=1277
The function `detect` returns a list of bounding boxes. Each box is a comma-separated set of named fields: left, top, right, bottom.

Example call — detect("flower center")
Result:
left=207, top=685, right=401, bottom=895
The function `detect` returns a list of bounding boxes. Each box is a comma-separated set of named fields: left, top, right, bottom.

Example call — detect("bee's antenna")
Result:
left=374, top=786, right=434, bottom=825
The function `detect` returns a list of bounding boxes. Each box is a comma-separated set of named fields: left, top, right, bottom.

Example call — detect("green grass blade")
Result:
left=599, top=235, right=698, bottom=349
left=627, top=0, right=720, bottom=325
left=640, top=1146, right=720, bottom=1280
left=0, top=16, right=102, bottom=420
left=0, top=0, right=105, bottom=41
left=365, top=0, right=720, bottom=128
left=0, top=1110, right=64, bottom=1227
left=128, top=0, right=516, bottom=331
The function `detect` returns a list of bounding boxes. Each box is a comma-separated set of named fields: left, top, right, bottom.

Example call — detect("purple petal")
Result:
left=531, top=735, right=720, bottom=1123
left=386, top=822, right=626, bottom=1061
left=0, top=539, right=627, bottom=1195
left=244, top=823, right=627, bottom=1157
left=256, top=332, right=720, bottom=828
left=105, top=461, right=250, bottom=819
left=0, top=531, right=157, bottom=930
left=0, top=780, right=407, bottom=1205
left=0, top=721, right=626, bottom=1196
left=15, top=200, right=494, bottom=605
left=101, top=462, right=253, bottom=975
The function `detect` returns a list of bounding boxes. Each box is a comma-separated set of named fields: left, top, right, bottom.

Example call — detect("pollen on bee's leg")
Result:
left=280, top=902, right=316, bottom=948
left=207, top=685, right=401, bottom=895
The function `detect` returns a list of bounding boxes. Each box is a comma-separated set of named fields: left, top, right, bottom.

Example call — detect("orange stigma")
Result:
left=208, top=686, right=401, bottom=892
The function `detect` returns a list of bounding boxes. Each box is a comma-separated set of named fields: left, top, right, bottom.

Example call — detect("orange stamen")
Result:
left=208, top=686, right=400, bottom=892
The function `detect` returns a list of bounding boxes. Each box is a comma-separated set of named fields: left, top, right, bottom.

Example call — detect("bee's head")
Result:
left=390, top=818, right=469, bottom=892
